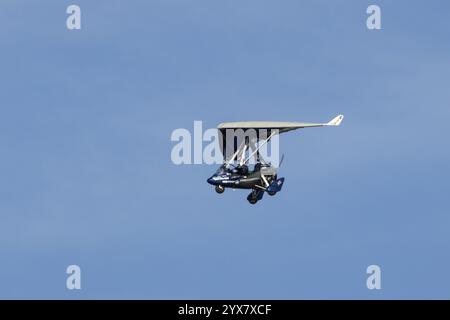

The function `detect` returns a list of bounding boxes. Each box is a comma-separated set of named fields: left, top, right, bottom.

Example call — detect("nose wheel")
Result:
left=215, top=185, right=225, bottom=194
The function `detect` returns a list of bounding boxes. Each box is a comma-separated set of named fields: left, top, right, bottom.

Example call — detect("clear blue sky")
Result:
left=1, top=0, right=449, bottom=299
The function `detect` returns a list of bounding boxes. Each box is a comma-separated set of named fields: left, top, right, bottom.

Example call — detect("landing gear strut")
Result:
left=215, top=185, right=225, bottom=194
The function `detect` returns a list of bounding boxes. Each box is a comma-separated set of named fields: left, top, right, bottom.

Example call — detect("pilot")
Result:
left=237, top=164, right=248, bottom=175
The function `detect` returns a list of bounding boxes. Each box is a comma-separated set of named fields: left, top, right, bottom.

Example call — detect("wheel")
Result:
left=248, top=197, right=258, bottom=204
left=215, top=185, right=225, bottom=194
left=268, top=191, right=276, bottom=196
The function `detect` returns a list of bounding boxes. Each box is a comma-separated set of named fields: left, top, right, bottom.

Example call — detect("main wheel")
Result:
left=215, top=185, right=225, bottom=194
left=248, top=197, right=258, bottom=204
left=268, top=191, right=276, bottom=196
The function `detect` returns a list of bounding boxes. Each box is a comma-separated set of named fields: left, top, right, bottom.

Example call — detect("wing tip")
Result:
left=326, top=114, right=344, bottom=126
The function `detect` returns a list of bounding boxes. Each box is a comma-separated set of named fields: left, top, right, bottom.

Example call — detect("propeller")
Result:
left=269, top=153, right=284, bottom=175
left=278, top=153, right=285, bottom=169
left=271, top=153, right=284, bottom=172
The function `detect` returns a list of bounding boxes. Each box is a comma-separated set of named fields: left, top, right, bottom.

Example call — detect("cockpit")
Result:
left=215, top=163, right=262, bottom=177
left=215, top=165, right=227, bottom=175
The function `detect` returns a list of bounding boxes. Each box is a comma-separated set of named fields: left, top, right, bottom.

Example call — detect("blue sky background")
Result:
left=1, top=0, right=449, bottom=299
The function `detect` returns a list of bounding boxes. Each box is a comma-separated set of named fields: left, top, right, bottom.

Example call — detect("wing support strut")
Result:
left=243, top=131, right=278, bottom=165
